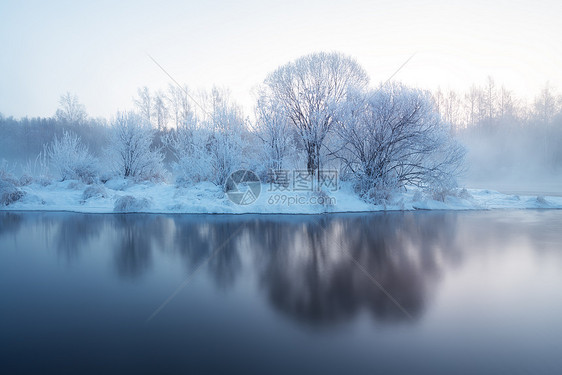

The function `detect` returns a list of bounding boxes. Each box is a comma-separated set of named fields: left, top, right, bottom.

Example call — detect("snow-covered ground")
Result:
left=2, top=179, right=562, bottom=214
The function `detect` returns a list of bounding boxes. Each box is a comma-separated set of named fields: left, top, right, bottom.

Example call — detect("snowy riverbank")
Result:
left=2, top=179, right=562, bottom=214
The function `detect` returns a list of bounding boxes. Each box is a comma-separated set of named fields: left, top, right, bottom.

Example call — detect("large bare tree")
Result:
left=334, top=83, right=465, bottom=202
left=262, top=52, right=369, bottom=175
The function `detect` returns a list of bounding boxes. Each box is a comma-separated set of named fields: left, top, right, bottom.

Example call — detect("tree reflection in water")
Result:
left=245, top=213, right=460, bottom=325
left=0, top=211, right=464, bottom=325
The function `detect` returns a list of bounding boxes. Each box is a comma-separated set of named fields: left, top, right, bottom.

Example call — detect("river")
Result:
left=1, top=210, right=561, bottom=374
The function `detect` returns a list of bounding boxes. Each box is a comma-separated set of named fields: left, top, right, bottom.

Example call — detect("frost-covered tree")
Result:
left=483, top=76, right=497, bottom=122
left=334, top=83, right=465, bottom=202
left=167, top=84, right=194, bottom=128
left=133, top=87, right=153, bottom=127
left=165, top=88, right=246, bottom=186
left=108, top=112, right=164, bottom=181
left=167, top=84, right=183, bottom=128
left=254, top=92, right=295, bottom=174
left=47, top=130, right=97, bottom=183
left=163, top=106, right=210, bottom=185
left=262, top=52, right=369, bottom=175
left=153, top=90, right=169, bottom=131
left=204, top=88, right=247, bottom=186
left=498, top=85, right=516, bottom=120
left=533, top=83, right=562, bottom=163
left=534, top=83, right=559, bottom=125
left=464, top=85, right=480, bottom=127
left=164, top=126, right=210, bottom=185
left=55, top=92, right=87, bottom=125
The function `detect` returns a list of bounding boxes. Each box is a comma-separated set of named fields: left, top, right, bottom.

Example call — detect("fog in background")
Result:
left=1, top=78, right=560, bottom=195
left=442, top=80, right=562, bottom=195
left=1, top=0, right=561, bottom=194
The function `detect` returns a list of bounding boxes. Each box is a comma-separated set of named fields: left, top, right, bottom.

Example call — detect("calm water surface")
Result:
left=1, top=211, right=561, bottom=374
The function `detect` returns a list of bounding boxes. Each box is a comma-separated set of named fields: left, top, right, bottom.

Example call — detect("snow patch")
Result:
left=1, top=180, right=561, bottom=214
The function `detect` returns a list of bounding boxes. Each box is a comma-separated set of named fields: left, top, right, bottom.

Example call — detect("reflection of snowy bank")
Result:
left=2, top=179, right=562, bottom=214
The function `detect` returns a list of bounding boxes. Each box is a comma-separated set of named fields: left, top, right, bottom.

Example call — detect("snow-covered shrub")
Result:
left=429, top=187, right=450, bottom=202
left=23, top=151, right=52, bottom=186
left=98, top=171, right=115, bottom=184
left=47, top=131, right=98, bottom=184
left=114, top=195, right=151, bottom=212
left=353, top=173, right=399, bottom=203
left=166, top=89, right=247, bottom=187
left=82, top=185, right=108, bottom=201
left=0, top=160, right=10, bottom=180
left=536, top=196, right=548, bottom=205
left=203, top=89, right=247, bottom=187
left=164, top=125, right=212, bottom=185
left=425, top=177, right=459, bottom=202
left=457, top=188, right=472, bottom=200
left=207, top=128, right=245, bottom=187
left=0, top=160, right=18, bottom=185
left=107, top=112, right=165, bottom=182
left=38, top=177, right=53, bottom=187
left=104, top=178, right=129, bottom=191
left=334, top=84, right=465, bottom=203
left=0, top=179, right=25, bottom=206
left=18, top=174, right=33, bottom=186
left=0, top=161, right=25, bottom=205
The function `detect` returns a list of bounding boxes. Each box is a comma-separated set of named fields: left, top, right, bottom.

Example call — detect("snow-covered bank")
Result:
left=2, top=180, right=562, bottom=214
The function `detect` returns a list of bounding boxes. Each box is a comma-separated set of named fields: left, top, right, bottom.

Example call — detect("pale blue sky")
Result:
left=1, top=0, right=561, bottom=118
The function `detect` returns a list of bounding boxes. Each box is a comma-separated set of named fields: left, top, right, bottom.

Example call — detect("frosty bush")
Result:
left=18, top=174, right=33, bottom=186
left=82, top=185, right=108, bottom=201
left=203, top=89, right=246, bottom=186
left=164, top=125, right=212, bottom=185
left=536, top=195, right=548, bottom=205
left=334, top=83, right=465, bottom=203
left=47, top=131, right=98, bottom=183
left=0, top=179, right=25, bottom=206
left=166, top=89, right=247, bottom=187
left=23, top=151, right=52, bottom=186
left=114, top=195, right=151, bottom=212
left=457, top=188, right=473, bottom=200
left=0, top=159, right=18, bottom=185
left=108, top=112, right=165, bottom=182
left=207, top=127, right=245, bottom=187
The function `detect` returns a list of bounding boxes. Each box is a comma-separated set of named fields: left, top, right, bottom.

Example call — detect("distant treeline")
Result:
left=432, top=78, right=562, bottom=180
left=1, top=56, right=561, bottom=195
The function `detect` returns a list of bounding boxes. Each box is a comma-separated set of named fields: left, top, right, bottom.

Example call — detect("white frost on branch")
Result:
left=107, top=112, right=165, bottom=182
left=334, top=83, right=465, bottom=202
left=165, top=88, right=247, bottom=187
left=47, top=130, right=97, bottom=183
left=261, top=52, right=369, bottom=175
